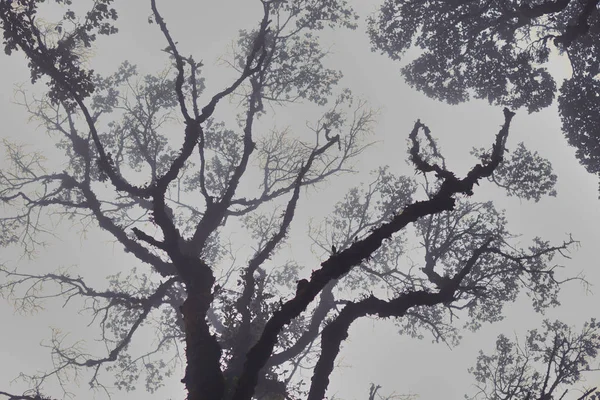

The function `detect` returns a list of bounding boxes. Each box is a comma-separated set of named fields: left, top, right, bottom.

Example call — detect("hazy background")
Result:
left=0, top=1, right=598, bottom=399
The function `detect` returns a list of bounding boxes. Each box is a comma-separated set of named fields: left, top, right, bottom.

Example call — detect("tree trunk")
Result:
left=178, top=256, right=225, bottom=400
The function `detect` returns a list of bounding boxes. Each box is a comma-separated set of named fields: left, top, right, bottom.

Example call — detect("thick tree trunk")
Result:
left=178, top=256, right=225, bottom=400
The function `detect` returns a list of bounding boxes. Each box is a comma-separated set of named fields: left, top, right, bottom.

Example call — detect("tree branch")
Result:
left=230, top=108, right=515, bottom=400
left=150, top=0, right=191, bottom=122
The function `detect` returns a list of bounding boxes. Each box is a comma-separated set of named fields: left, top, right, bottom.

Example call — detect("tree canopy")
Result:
left=369, top=0, right=600, bottom=185
left=468, top=319, right=600, bottom=400
left=0, top=1, right=597, bottom=400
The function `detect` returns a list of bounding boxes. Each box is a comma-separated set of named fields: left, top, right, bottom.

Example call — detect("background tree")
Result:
left=468, top=319, right=600, bottom=400
left=368, top=0, right=600, bottom=192
left=0, top=1, right=591, bottom=400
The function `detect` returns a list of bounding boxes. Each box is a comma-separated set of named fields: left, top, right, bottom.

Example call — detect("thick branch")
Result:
left=553, top=0, right=600, bottom=47
left=308, top=291, right=452, bottom=400
left=308, top=237, right=494, bottom=399
left=0, top=391, right=55, bottom=400
left=189, top=79, right=264, bottom=252
left=519, top=0, right=572, bottom=19
left=266, top=282, right=336, bottom=368
left=226, top=134, right=341, bottom=388
left=79, top=184, right=176, bottom=276
left=230, top=109, right=515, bottom=400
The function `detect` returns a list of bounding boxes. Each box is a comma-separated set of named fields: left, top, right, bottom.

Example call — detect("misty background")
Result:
left=0, top=1, right=598, bottom=399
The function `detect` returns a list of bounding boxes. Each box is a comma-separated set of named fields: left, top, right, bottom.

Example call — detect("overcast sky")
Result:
left=0, top=1, right=599, bottom=400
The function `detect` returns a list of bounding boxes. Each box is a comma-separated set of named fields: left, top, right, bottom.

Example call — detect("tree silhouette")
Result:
left=369, top=0, right=600, bottom=192
left=468, top=319, right=600, bottom=400
left=0, top=1, right=589, bottom=400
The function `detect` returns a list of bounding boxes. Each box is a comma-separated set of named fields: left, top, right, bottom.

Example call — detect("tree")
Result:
left=468, top=319, right=600, bottom=400
left=368, top=0, right=600, bottom=191
left=0, top=1, right=587, bottom=400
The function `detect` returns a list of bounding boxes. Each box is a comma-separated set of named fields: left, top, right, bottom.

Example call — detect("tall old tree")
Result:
left=0, top=1, right=590, bottom=399
left=369, top=0, right=600, bottom=192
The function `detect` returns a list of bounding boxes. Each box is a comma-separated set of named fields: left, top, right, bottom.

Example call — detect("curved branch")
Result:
left=230, top=108, right=515, bottom=400
left=308, top=291, right=452, bottom=400
left=308, top=236, right=495, bottom=399
left=266, top=281, right=336, bottom=368
left=150, top=0, right=191, bottom=122
left=226, top=133, right=342, bottom=383
left=78, top=183, right=176, bottom=276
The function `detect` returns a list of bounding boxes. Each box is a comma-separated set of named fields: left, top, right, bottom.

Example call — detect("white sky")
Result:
left=0, top=1, right=599, bottom=400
